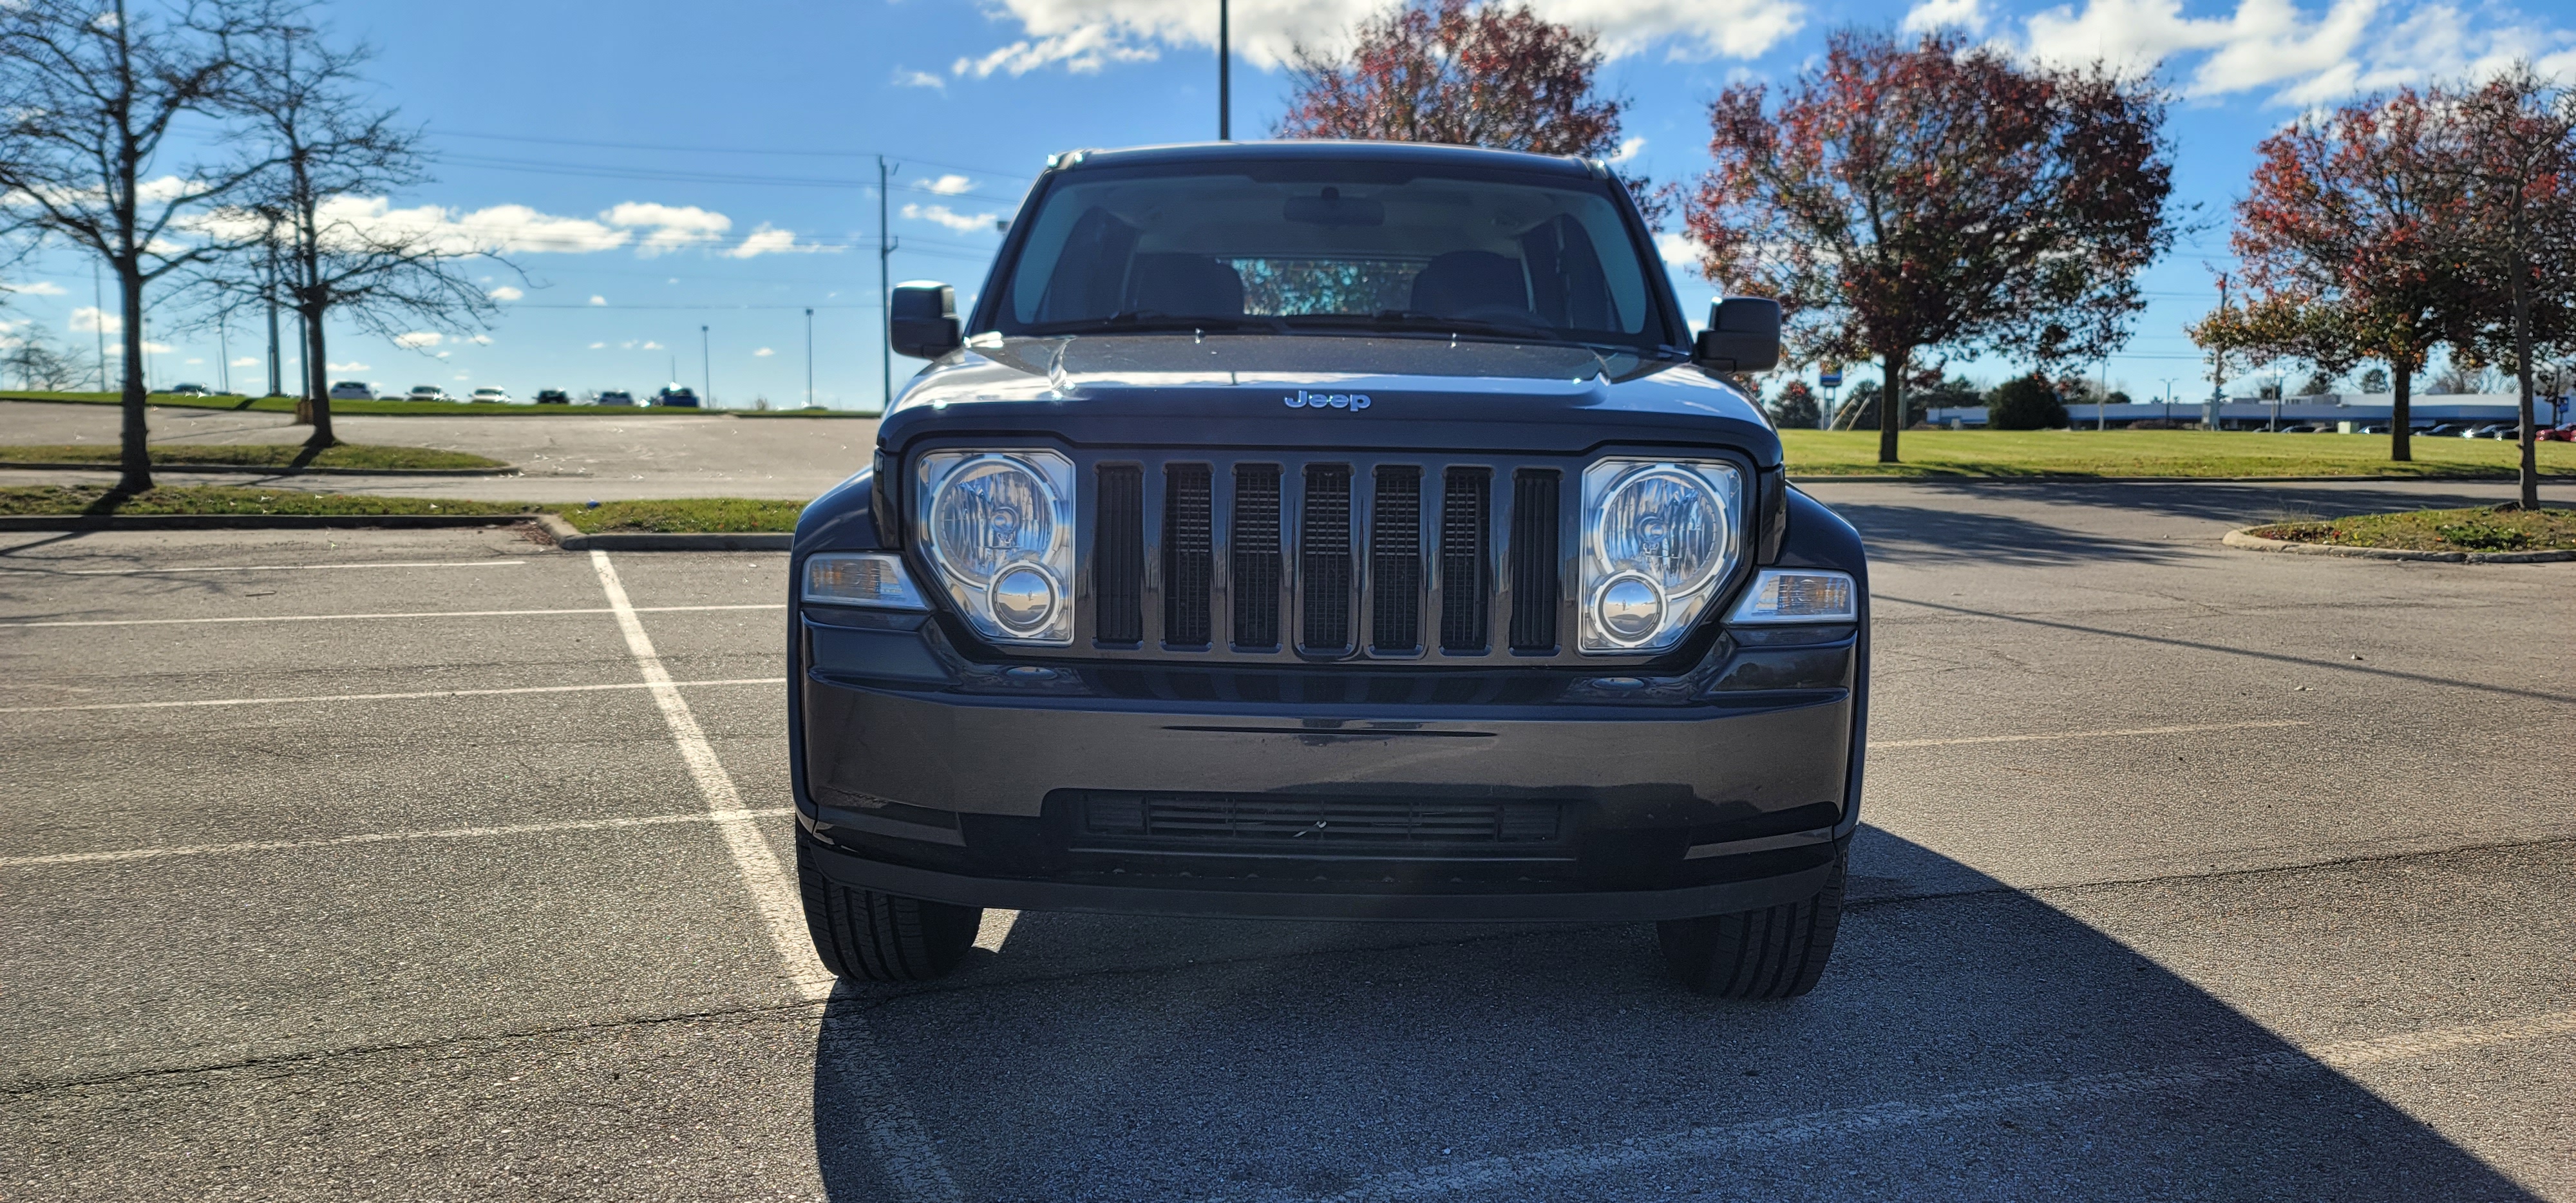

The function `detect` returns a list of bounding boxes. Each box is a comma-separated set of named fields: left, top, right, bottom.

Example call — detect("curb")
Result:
left=533, top=512, right=791, bottom=551
left=0, top=460, right=517, bottom=477
left=2222, top=527, right=2573, bottom=564
left=0, top=513, right=535, bottom=533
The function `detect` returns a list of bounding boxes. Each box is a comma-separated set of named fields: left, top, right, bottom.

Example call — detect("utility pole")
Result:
left=265, top=247, right=282, bottom=397
left=2097, top=359, right=2109, bottom=431
left=2160, top=377, right=2178, bottom=426
left=878, top=155, right=899, bottom=413
left=218, top=325, right=229, bottom=395
left=2207, top=273, right=2229, bottom=431
left=1218, top=0, right=1231, bottom=140
left=701, top=324, right=712, bottom=407
left=805, top=307, right=815, bottom=410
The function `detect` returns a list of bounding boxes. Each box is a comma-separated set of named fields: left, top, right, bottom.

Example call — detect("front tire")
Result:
left=800, top=870, right=983, bottom=983
left=1656, top=853, right=1846, bottom=999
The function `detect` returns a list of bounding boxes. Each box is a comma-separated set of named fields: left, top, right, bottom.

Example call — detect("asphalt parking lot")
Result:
left=5, top=478, right=2572, bottom=1201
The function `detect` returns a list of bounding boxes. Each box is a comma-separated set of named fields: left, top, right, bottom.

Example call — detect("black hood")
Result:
left=875, top=334, right=1782, bottom=467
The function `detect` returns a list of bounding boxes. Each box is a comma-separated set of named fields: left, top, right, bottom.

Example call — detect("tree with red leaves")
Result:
left=1276, top=0, right=1624, bottom=158
left=1686, top=30, right=2174, bottom=464
left=2441, top=66, right=2576, bottom=509
left=2231, top=86, right=2478, bottom=463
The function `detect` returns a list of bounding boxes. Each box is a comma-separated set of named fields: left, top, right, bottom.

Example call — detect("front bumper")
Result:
left=793, top=619, right=1860, bottom=922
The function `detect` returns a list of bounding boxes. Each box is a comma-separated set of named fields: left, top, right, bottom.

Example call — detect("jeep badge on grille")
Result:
left=1284, top=390, right=1371, bottom=410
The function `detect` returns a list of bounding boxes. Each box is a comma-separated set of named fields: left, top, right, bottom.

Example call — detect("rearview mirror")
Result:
left=1694, top=298, right=1781, bottom=372
left=889, top=281, right=961, bottom=359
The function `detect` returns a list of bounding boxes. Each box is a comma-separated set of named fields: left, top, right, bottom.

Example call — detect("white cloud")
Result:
left=902, top=203, right=1002, bottom=234
left=724, top=223, right=838, bottom=258
left=231, top=356, right=259, bottom=367
left=589, top=341, right=607, bottom=350
left=1656, top=232, right=1701, bottom=267
left=923, top=174, right=976, bottom=195
left=393, top=331, right=443, bottom=349
left=893, top=67, right=947, bottom=90
left=754, top=346, right=776, bottom=357
left=69, top=307, right=120, bottom=334
left=604, top=202, right=732, bottom=256
left=2009, top=0, right=2575, bottom=102
left=642, top=341, right=665, bottom=350
left=327, top=360, right=370, bottom=372
left=1904, top=0, right=1987, bottom=33
left=954, top=0, right=1801, bottom=77
left=488, top=285, right=523, bottom=301
left=469, top=334, right=493, bottom=345
left=139, top=341, right=173, bottom=354
left=590, top=296, right=608, bottom=306
left=1609, top=137, right=1645, bottom=165
left=5, top=280, right=68, bottom=296
left=184, top=357, right=204, bottom=365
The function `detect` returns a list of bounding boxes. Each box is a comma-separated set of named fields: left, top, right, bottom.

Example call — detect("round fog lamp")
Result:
left=989, top=565, right=1059, bottom=633
left=1595, top=575, right=1664, bottom=643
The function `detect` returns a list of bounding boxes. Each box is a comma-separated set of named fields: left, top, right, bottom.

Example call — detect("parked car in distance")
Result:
left=2420, top=424, right=2465, bottom=438
left=594, top=389, right=635, bottom=406
left=2539, top=425, right=2575, bottom=442
left=406, top=385, right=450, bottom=403
left=468, top=387, right=512, bottom=404
left=534, top=389, right=571, bottom=404
left=2464, top=423, right=2512, bottom=439
left=654, top=384, right=700, bottom=408
left=328, top=381, right=374, bottom=401
left=2355, top=423, right=2391, bottom=433
left=163, top=382, right=212, bottom=397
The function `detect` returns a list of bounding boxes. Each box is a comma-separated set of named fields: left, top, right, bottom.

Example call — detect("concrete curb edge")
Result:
left=2222, top=526, right=2573, bottom=564
left=535, top=511, right=791, bottom=551
left=0, top=513, right=536, bottom=532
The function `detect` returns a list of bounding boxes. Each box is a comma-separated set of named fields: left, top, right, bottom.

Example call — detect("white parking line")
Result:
left=0, top=603, right=784, bottom=629
left=1296, top=1007, right=2576, bottom=1202
left=0, top=808, right=797, bottom=868
left=1, top=558, right=529, bottom=576
left=587, top=547, right=965, bottom=1203
left=0, top=677, right=784, bottom=714
left=1871, top=719, right=2307, bottom=749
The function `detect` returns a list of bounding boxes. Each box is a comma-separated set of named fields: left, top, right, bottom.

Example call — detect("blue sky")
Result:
left=6, top=0, right=2571, bottom=408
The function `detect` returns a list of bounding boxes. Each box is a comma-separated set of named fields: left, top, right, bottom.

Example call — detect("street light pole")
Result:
left=1218, top=0, right=1231, bottom=140
left=2160, top=377, right=2178, bottom=426
left=878, top=156, right=899, bottom=414
left=701, top=324, right=712, bottom=407
left=805, top=307, right=815, bottom=410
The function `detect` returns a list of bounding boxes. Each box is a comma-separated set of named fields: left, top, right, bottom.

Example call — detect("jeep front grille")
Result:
left=1079, top=453, right=1567, bottom=664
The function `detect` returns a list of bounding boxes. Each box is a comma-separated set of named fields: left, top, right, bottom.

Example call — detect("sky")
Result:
left=5, top=0, right=2571, bottom=410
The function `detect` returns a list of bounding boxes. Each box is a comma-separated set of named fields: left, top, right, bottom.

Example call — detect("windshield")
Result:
left=986, top=161, right=1675, bottom=352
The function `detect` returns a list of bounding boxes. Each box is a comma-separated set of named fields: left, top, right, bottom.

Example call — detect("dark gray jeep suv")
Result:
left=788, top=141, right=1869, bottom=998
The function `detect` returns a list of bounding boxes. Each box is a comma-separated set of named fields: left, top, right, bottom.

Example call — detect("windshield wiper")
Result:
left=1282, top=310, right=1563, bottom=341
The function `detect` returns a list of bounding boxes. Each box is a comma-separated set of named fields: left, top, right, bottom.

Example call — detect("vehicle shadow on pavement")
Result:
left=809, top=828, right=2538, bottom=1202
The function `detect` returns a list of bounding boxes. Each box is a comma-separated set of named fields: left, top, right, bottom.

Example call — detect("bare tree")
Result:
left=188, top=8, right=499, bottom=448
left=5, top=321, right=84, bottom=388
left=0, top=0, right=257, bottom=492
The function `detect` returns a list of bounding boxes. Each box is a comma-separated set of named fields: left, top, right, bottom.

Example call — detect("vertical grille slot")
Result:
left=1301, top=465, right=1353, bottom=651
left=1440, top=468, right=1490, bottom=651
left=1509, top=469, right=1559, bottom=651
left=1230, top=464, right=1282, bottom=649
left=1094, top=465, right=1144, bottom=644
left=1370, top=466, right=1423, bottom=653
left=1163, top=464, right=1213, bottom=647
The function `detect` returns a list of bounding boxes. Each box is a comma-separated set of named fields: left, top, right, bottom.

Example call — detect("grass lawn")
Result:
left=0, top=484, right=531, bottom=518
left=1779, top=429, right=2576, bottom=478
left=2244, top=507, right=2576, bottom=553
left=0, top=443, right=508, bottom=471
left=1, top=485, right=802, bottom=532
left=0, top=390, right=714, bottom=417
left=552, top=498, right=806, bottom=533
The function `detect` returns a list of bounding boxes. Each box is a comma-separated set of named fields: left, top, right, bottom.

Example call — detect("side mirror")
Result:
left=889, top=281, right=961, bottom=360
left=1694, top=298, right=1781, bottom=372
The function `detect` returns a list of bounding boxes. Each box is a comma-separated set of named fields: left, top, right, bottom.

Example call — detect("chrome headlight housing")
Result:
left=914, top=448, right=1075, bottom=645
left=1578, top=457, right=1743, bottom=654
